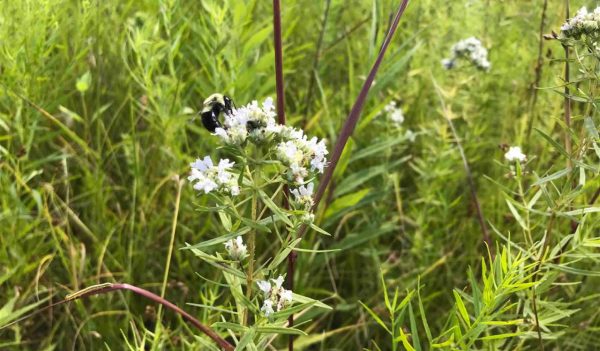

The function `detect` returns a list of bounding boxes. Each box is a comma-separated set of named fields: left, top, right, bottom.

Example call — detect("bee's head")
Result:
left=203, top=93, right=225, bottom=109
left=202, top=93, right=234, bottom=113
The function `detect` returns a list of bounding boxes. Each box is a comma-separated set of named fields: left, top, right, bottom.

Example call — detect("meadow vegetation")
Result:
left=1, top=0, right=600, bottom=350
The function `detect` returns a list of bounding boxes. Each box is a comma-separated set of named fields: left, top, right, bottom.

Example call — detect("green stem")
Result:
left=245, top=190, right=257, bottom=326
left=153, top=177, right=184, bottom=347
left=244, top=162, right=259, bottom=326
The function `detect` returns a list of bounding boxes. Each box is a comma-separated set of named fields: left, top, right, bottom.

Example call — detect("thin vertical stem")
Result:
left=154, top=177, right=184, bottom=344
left=526, top=0, right=549, bottom=139
left=432, top=78, right=492, bottom=249
left=270, top=0, right=296, bottom=348
left=273, top=0, right=286, bottom=126
left=563, top=0, right=572, bottom=170
left=272, top=1, right=294, bottom=349
left=245, top=188, right=258, bottom=325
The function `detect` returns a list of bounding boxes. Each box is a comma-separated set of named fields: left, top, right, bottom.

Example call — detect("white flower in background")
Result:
left=404, top=129, right=416, bottom=142
left=188, top=156, right=240, bottom=195
left=290, top=182, right=314, bottom=210
left=224, top=236, right=247, bottom=260
left=383, top=101, right=405, bottom=124
left=257, top=275, right=293, bottom=317
left=560, top=7, right=600, bottom=41
left=442, top=37, right=491, bottom=71
left=441, top=58, right=455, bottom=70
left=504, top=146, right=526, bottom=163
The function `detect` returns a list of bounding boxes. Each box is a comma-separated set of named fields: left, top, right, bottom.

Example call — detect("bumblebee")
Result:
left=200, top=93, right=235, bottom=132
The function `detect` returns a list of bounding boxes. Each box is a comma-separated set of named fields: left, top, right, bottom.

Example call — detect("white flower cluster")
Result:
left=213, top=97, right=328, bottom=185
left=188, top=156, right=240, bottom=196
left=383, top=101, right=405, bottom=124
left=290, top=182, right=315, bottom=222
left=224, top=236, right=247, bottom=260
left=380, top=101, right=416, bottom=142
left=214, top=98, right=278, bottom=145
left=257, top=275, right=293, bottom=317
left=442, top=37, right=490, bottom=71
left=560, top=7, right=600, bottom=40
left=504, top=146, right=526, bottom=163
left=290, top=182, right=314, bottom=210
left=275, top=128, right=328, bottom=184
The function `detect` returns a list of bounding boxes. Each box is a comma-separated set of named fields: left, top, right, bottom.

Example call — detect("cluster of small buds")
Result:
left=383, top=101, right=405, bottom=124
left=275, top=127, right=328, bottom=184
left=214, top=98, right=278, bottom=145
left=256, top=275, right=293, bottom=317
left=504, top=146, right=527, bottom=163
left=560, top=7, right=600, bottom=41
left=442, top=37, right=491, bottom=71
left=224, top=236, right=247, bottom=260
left=188, top=156, right=240, bottom=196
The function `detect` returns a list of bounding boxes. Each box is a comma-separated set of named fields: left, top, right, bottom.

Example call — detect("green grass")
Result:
left=1, top=0, right=600, bottom=350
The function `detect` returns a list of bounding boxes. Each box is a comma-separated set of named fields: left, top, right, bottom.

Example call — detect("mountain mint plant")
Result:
left=185, top=96, right=331, bottom=343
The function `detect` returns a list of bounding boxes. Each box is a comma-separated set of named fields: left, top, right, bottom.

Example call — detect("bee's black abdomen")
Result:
left=201, top=110, right=222, bottom=132
left=199, top=94, right=235, bottom=133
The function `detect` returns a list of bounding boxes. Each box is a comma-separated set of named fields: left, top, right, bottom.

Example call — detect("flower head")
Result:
left=290, top=182, right=314, bottom=210
left=224, top=236, right=247, bottom=260
left=383, top=101, right=405, bottom=124
left=213, top=97, right=279, bottom=145
left=188, top=156, right=239, bottom=196
left=275, top=127, right=328, bottom=184
left=442, top=37, right=490, bottom=71
left=559, top=7, right=600, bottom=40
left=257, top=275, right=293, bottom=318
left=504, top=146, right=526, bottom=163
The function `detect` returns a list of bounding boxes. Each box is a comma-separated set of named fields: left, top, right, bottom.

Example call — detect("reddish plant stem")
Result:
left=286, top=3, right=410, bottom=351
left=311, top=0, right=410, bottom=211
left=83, top=284, right=234, bottom=350
left=273, top=0, right=286, bottom=127
left=271, top=1, right=294, bottom=349
left=295, top=0, right=411, bottom=242
left=3, top=283, right=234, bottom=351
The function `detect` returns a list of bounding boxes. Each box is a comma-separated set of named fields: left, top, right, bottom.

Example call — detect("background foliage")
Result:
left=1, top=0, right=599, bottom=349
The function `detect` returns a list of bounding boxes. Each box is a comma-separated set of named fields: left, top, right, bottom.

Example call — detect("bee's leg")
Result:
left=223, top=96, right=236, bottom=114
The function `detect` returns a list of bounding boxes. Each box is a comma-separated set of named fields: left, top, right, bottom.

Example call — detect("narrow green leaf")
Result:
left=453, top=290, right=470, bottom=327
left=478, top=332, right=524, bottom=340
left=360, top=300, right=391, bottom=334
left=256, top=326, right=307, bottom=335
